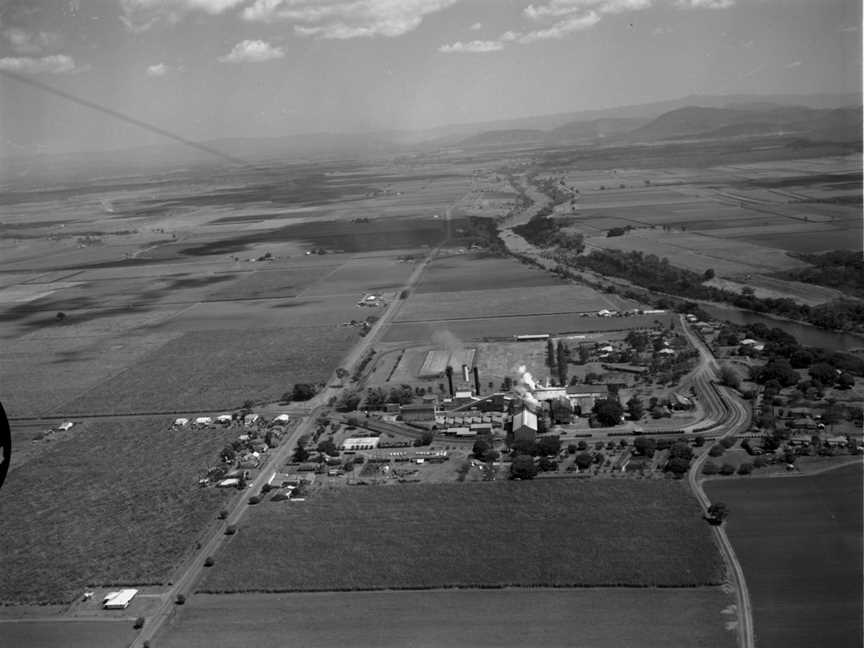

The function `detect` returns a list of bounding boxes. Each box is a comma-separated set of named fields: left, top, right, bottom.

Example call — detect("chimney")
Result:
left=473, top=366, right=481, bottom=396
left=462, top=364, right=470, bottom=384
left=445, top=365, right=454, bottom=397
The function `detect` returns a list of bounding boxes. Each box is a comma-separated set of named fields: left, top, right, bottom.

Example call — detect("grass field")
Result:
left=0, top=419, right=237, bottom=604
left=705, top=463, right=863, bottom=648
left=415, top=253, right=566, bottom=293
left=199, top=479, right=723, bottom=593
left=61, top=325, right=358, bottom=414
left=159, top=588, right=736, bottom=648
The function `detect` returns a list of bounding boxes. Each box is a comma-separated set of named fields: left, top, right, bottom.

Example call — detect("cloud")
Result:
left=146, top=62, right=170, bottom=76
left=675, top=0, right=734, bottom=8
left=242, top=0, right=460, bottom=39
left=784, top=60, right=802, bottom=69
left=524, top=0, right=651, bottom=20
left=439, top=39, right=503, bottom=53
left=838, top=25, right=858, bottom=32
left=0, top=54, right=79, bottom=75
left=2, top=27, right=63, bottom=55
left=218, top=39, right=285, bottom=63
left=469, top=21, right=483, bottom=30
left=119, top=0, right=247, bottom=30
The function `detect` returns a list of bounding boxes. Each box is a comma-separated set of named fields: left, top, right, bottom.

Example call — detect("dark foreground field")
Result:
left=200, top=479, right=723, bottom=592
left=0, top=620, right=136, bottom=648
left=159, top=588, right=736, bottom=648
left=706, top=463, right=863, bottom=648
left=0, top=420, right=236, bottom=604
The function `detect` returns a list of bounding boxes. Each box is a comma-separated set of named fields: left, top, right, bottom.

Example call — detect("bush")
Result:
left=218, top=509, right=228, bottom=520
left=737, top=462, right=753, bottom=475
left=248, top=496, right=261, bottom=505
left=753, top=456, right=768, bottom=468
left=134, top=616, right=145, bottom=629
left=204, top=556, right=215, bottom=567
left=719, top=463, right=736, bottom=475
left=225, top=524, right=237, bottom=535
left=708, top=445, right=725, bottom=457
left=175, top=593, right=186, bottom=605
left=719, top=436, right=736, bottom=449
left=702, top=462, right=719, bottom=475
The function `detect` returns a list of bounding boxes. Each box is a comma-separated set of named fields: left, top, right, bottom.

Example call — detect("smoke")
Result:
left=513, top=364, right=540, bottom=412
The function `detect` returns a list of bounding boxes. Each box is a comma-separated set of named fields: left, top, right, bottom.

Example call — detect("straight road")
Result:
left=137, top=220, right=450, bottom=648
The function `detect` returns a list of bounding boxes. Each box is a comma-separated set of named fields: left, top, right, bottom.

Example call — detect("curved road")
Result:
left=682, top=318, right=755, bottom=648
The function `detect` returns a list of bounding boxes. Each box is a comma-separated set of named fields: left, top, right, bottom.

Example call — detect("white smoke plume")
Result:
left=513, top=364, right=540, bottom=412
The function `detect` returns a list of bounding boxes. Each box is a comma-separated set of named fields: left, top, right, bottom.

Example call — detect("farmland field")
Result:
left=60, top=325, right=358, bottom=414
left=0, top=419, right=237, bottom=604
left=0, top=620, right=137, bottom=648
left=158, top=588, right=736, bottom=648
left=199, top=479, right=723, bottom=593
left=415, top=252, right=567, bottom=293
left=396, top=284, right=621, bottom=322
left=382, top=312, right=674, bottom=344
left=705, top=463, right=863, bottom=648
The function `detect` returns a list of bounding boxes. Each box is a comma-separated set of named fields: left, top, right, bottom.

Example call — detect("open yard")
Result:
left=0, top=419, right=237, bottom=605
left=159, top=587, right=736, bottom=648
left=705, top=463, right=863, bottom=648
left=199, top=479, right=723, bottom=593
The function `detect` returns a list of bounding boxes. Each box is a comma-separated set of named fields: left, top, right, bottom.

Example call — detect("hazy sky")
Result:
left=0, top=0, right=860, bottom=155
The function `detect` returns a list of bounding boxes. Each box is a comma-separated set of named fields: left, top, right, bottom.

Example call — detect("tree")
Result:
left=626, top=396, right=644, bottom=421
left=364, top=387, right=387, bottom=409
left=737, top=462, right=753, bottom=475
left=666, top=457, right=690, bottom=477
left=546, top=339, right=556, bottom=370
left=536, top=435, right=562, bottom=456
left=56, top=311, right=67, bottom=321
left=388, top=384, right=414, bottom=405
left=693, top=435, right=706, bottom=447
left=707, top=502, right=729, bottom=524
left=335, top=390, right=361, bottom=412
left=574, top=452, right=593, bottom=470
left=335, top=368, right=349, bottom=380
left=556, top=341, right=569, bottom=385
left=669, top=442, right=693, bottom=461
left=538, top=456, right=557, bottom=472
left=702, top=462, right=719, bottom=475
left=633, top=437, right=656, bottom=458
left=511, top=438, right=537, bottom=456
left=510, top=454, right=538, bottom=480
left=837, top=373, right=855, bottom=389
left=472, top=438, right=490, bottom=460
left=703, top=268, right=715, bottom=281
left=291, top=383, right=317, bottom=401
left=292, top=442, right=309, bottom=463
left=719, top=463, right=736, bottom=475
left=708, top=444, right=725, bottom=457
left=316, top=439, right=339, bottom=457
left=808, top=362, right=836, bottom=385
left=719, top=365, right=741, bottom=390
left=592, top=399, right=624, bottom=427
left=756, top=359, right=799, bottom=388
left=625, top=331, right=649, bottom=353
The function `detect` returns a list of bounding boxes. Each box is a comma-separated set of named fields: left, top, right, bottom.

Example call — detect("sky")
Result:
left=0, top=0, right=860, bottom=155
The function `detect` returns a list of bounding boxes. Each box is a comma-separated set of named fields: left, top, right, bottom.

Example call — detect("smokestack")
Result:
left=446, top=365, right=454, bottom=397
left=473, top=366, right=481, bottom=396
left=462, top=364, right=470, bottom=384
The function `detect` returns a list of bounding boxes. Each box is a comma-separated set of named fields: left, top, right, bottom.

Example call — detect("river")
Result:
left=702, top=304, right=864, bottom=351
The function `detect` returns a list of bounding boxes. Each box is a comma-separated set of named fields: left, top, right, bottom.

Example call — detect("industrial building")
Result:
left=512, top=409, right=538, bottom=442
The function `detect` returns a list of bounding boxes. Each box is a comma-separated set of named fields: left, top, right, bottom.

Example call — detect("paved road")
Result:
left=135, top=226, right=449, bottom=648
left=683, top=319, right=755, bottom=648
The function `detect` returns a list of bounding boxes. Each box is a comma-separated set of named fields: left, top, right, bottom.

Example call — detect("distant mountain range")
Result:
left=1, top=92, right=860, bottom=185
left=449, top=101, right=862, bottom=150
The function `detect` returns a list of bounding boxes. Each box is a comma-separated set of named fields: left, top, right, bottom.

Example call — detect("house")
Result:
left=272, top=414, right=290, bottom=424
left=216, top=414, right=232, bottom=425
left=173, top=418, right=189, bottom=427
left=103, top=589, right=137, bottom=610
left=56, top=421, right=74, bottom=432
left=671, top=393, right=693, bottom=410
left=824, top=435, right=848, bottom=448
left=244, top=414, right=261, bottom=427
left=512, top=409, right=538, bottom=442
left=194, top=417, right=213, bottom=427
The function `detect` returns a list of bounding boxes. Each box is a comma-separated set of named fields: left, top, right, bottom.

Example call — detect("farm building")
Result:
left=341, top=436, right=380, bottom=451
left=103, top=589, right=137, bottom=609
left=56, top=421, right=74, bottom=432
left=272, top=414, right=290, bottom=424
left=400, top=403, right=436, bottom=423
left=824, top=435, right=848, bottom=448
left=512, top=409, right=538, bottom=443
left=514, top=334, right=550, bottom=341
left=173, top=418, right=189, bottom=427
left=194, top=416, right=213, bottom=426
